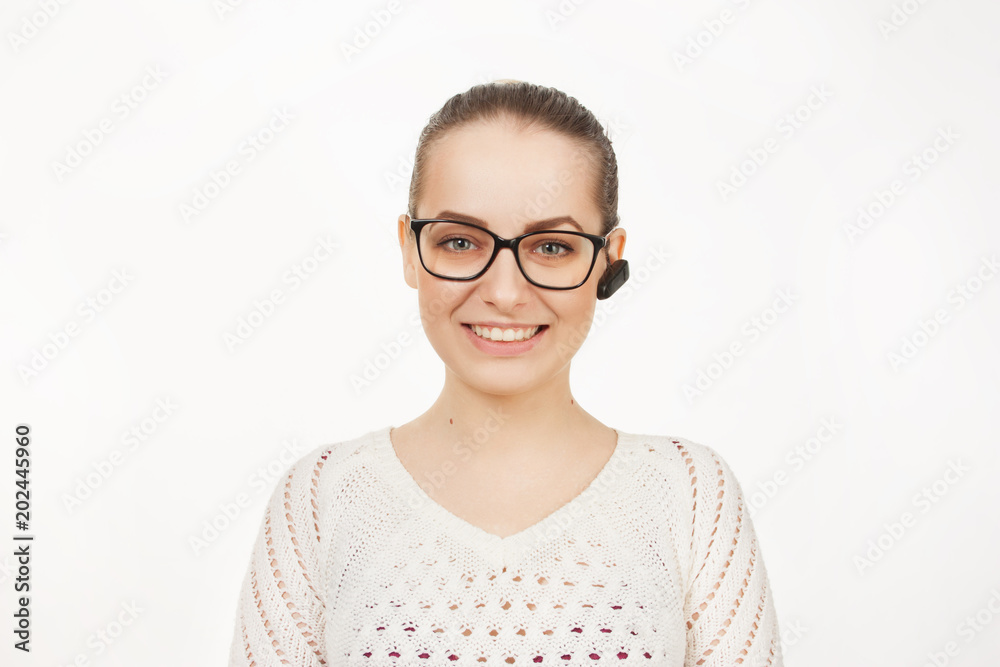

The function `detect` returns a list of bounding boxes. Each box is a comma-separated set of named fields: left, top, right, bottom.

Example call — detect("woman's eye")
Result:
left=443, top=237, right=474, bottom=251
left=539, top=242, right=571, bottom=255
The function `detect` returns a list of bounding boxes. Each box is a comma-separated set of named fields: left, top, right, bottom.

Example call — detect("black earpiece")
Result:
left=596, top=259, right=629, bottom=300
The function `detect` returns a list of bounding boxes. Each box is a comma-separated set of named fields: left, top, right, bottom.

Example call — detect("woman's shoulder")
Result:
left=623, top=430, right=736, bottom=478
left=622, top=431, right=758, bottom=582
left=274, top=426, right=388, bottom=495
left=620, top=430, right=751, bottom=518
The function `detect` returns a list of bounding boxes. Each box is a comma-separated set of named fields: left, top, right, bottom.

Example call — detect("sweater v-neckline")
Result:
left=373, top=425, right=633, bottom=566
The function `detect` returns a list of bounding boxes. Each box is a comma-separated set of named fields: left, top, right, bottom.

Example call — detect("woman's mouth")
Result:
left=464, top=323, right=547, bottom=342
left=460, top=323, right=548, bottom=356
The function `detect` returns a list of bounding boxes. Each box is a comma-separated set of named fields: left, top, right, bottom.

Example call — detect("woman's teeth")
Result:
left=470, top=324, right=543, bottom=342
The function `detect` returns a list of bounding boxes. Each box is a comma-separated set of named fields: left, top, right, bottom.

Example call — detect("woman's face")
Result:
left=397, top=119, right=626, bottom=397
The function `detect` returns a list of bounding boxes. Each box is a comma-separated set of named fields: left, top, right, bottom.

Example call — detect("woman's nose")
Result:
left=476, top=246, right=533, bottom=302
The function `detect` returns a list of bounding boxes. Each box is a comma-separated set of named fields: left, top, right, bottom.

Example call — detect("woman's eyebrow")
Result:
left=436, top=210, right=584, bottom=233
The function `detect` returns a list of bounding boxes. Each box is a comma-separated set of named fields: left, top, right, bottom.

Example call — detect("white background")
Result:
left=2, top=0, right=999, bottom=664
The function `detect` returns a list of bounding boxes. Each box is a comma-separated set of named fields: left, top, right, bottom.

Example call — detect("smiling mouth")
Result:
left=463, top=323, right=548, bottom=342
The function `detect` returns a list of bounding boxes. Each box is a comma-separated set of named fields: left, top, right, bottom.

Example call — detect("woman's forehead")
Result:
left=420, top=124, right=600, bottom=232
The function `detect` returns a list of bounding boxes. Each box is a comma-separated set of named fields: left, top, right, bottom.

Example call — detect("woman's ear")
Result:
left=398, top=214, right=418, bottom=290
left=607, top=227, right=626, bottom=263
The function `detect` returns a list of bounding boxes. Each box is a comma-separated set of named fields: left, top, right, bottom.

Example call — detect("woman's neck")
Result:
left=406, top=370, right=611, bottom=464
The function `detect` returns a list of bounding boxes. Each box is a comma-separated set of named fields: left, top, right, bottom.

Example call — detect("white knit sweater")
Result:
left=228, top=426, right=783, bottom=666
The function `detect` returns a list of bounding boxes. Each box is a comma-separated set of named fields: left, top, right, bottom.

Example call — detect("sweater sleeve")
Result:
left=228, top=450, right=330, bottom=667
left=677, top=440, right=783, bottom=667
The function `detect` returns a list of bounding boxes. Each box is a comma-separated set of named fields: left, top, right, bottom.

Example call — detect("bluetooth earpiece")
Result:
left=596, top=259, right=629, bottom=300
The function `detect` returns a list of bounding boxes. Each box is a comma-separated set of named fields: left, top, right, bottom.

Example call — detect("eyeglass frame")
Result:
left=408, top=216, right=612, bottom=291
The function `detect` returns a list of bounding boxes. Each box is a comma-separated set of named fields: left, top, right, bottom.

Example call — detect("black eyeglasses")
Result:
left=409, top=217, right=610, bottom=290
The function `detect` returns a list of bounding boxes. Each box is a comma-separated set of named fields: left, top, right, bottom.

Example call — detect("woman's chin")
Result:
left=446, top=365, right=551, bottom=397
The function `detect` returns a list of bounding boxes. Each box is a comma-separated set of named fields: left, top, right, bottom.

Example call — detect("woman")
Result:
left=229, top=80, right=783, bottom=666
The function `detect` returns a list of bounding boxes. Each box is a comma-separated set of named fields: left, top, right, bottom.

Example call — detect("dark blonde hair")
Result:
left=406, top=80, right=620, bottom=245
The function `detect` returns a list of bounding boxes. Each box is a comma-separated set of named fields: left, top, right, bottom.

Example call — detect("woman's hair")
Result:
left=406, top=79, right=620, bottom=247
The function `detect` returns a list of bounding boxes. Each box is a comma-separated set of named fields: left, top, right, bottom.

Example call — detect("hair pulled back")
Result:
left=406, top=80, right=620, bottom=242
